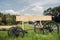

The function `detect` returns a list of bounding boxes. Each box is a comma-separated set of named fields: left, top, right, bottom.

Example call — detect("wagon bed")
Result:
left=0, top=25, right=16, bottom=29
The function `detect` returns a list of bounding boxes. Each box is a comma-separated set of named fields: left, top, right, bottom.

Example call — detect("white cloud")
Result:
left=19, top=5, right=44, bottom=15
left=24, top=0, right=60, bottom=5
left=1, top=0, right=60, bottom=15
left=19, top=0, right=60, bottom=15
left=4, top=10, right=20, bottom=15
left=31, top=6, right=44, bottom=15
left=31, top=6, right=43, bottom=12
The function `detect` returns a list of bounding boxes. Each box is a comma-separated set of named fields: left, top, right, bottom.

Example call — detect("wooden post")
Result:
left=22, top=21, right=24, bottom=30
left=40, top=21, right=43, bottom=28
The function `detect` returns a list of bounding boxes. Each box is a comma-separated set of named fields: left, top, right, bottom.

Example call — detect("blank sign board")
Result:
left=16, top=15, right=52, bottom=21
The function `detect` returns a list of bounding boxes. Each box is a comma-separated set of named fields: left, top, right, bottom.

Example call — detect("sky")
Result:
left=0, top=0, right=60, bottom=15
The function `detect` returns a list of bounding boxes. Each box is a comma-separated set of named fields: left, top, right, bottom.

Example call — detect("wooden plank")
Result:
left=16, top=15, right=52, bottom=21
left=22, top=21, right=24, bottom=30
left=0, top=25, right=16, bottom=29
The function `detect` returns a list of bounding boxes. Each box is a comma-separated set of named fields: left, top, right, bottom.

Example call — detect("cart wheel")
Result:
left=8, top=26, right=25, bottom=37
left=33, top=21, right=43, bottom=34
left=8, top=27, right=15, bottom=37
left=34, top=22, right=39, bottom=32
left=43, top=21, right=59, bottom=34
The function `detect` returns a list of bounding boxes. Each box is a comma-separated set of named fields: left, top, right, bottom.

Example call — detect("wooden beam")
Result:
left=22, top=21, right=24, bottom=30
left=16, top=16, right=52, bottom=21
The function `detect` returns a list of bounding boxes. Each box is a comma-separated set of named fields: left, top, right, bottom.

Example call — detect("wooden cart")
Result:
left=0, top=15, right=59, bottom=37
left=16, top=15, right=59, bottom=34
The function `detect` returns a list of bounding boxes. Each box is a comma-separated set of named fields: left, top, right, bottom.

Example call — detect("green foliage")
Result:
left=44, top=6, right=60, bottom=16
left=0, top=12, right=3, bottom=21
left=0, top=12, right=3, bottom=25
left=0, top=12, right=16, bottom=25
left=5, top=14, right=13, bottom=25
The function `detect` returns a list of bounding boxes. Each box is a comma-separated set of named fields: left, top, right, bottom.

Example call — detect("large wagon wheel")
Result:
left=8, top=27, right=15, bottom=37
left=43, top=21, right=59, bottom=34
left=33, top=21, right=43, bottom=34
left=34, top=22, right=40, bottom=32
left=8, top=26, right=25, bottom=37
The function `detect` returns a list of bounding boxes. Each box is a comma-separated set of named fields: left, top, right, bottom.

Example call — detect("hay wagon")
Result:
left=16, top=15, right=59, bottom=36
left=0, top=15, right=59, bottom=37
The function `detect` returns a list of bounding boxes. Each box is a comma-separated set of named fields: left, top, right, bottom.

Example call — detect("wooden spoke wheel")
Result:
left=8, top=26, right=25, bottom=37
left=43, top=21, right=59, bottom=34
left=33, top=22, right=44, bottom=34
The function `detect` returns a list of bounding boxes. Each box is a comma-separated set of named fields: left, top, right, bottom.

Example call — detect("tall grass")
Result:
left=0, top=24, right=60, bottom=40
left=0, top=30, right=60, bottom=40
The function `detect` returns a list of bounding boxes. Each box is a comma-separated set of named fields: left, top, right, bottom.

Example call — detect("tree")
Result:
left=0, top=12, right=17, bottom=25
left=43, top=6, right=60, bottom=23
left=11, top=15, right=16, bottom=25
left=0, top=12, right=4, bottom=25
left=0, top=12, right=3, bottom=21
left=44, top=6, right=60, bottom=16
left=5, top=13, right=13, bottom=25
left=5, top=13, right=16, bottom=25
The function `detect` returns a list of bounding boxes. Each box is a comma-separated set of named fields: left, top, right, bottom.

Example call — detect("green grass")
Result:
left=0, top=24, right=60, bottom=40
left=0, top=31, right=60, bottom=40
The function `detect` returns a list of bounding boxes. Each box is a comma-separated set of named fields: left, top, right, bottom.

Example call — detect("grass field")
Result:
left=0, top=24, right=60, bottom=40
